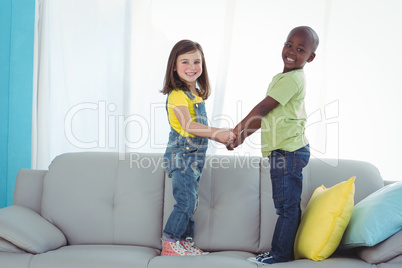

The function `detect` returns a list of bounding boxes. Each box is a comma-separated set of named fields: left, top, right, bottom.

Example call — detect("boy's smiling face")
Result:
left=282, top=28, right=317, bottom=73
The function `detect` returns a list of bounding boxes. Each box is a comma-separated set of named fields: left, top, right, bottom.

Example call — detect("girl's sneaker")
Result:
left=161, top=239, right=195, bottom=256
left=180, top=237, right=209, bottom=255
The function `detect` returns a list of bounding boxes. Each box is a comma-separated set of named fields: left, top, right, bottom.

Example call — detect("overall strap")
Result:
left=184, top=90, right=195, bottom=100
left=166, top=90, right=205, bottom=126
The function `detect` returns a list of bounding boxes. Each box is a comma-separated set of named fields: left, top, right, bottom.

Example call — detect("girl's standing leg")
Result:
left=163, top=168, right=200, bottom=240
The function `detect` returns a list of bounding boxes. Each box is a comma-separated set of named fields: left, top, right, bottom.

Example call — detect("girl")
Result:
left=161, top=40, right=235, bottom=256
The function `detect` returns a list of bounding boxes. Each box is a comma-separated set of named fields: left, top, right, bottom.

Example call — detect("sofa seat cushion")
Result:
left=288, top=256, right=377, bottom=268
left=29, top=245, right=159, bottom=268
left=0, top=252, right=34, bottom=268
left=377, top=262, right=402, bottom=268
left=149, top=252, right=372, bottom=268
left=149, top=251, right=256, bottom=268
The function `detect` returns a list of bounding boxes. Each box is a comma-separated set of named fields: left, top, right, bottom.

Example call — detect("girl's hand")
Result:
left=213, top=129, right=236, bottom=145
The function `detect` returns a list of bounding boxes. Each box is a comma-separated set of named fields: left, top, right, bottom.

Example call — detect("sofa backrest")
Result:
left=17, top=152, right=384, bottom=253
left=40, top=152, right=165, bottom=249
left=164, top=154, right=273, bottom=253
left=301, top=158, right=385, bottom=210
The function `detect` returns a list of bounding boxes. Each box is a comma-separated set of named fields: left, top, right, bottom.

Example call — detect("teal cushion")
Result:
left=341, top=182, right=402, bottom=248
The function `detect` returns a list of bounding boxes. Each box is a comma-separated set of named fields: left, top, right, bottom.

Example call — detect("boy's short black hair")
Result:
left=289, top=26, right=319, bottom=52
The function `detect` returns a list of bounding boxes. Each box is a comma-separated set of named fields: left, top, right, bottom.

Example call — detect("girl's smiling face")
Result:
left=175, top=50, right=203, bottom=89
left=282, top=29, right=316, bottom=73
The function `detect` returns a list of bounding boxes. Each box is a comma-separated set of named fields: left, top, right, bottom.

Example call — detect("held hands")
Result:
left=211, top=128, right=243, bottom=150
left=216, top=128, right=243, bottom=151
left=226, top=129, right=243, bottom=151
left=213, top=129, right=237, bottom=146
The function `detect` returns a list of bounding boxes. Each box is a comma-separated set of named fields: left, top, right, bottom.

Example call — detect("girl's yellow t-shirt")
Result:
left=167, top=89, right=204, bottom=137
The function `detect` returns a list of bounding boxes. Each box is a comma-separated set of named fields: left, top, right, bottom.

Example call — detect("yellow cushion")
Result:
left=294, top=176, right=356, bottom=261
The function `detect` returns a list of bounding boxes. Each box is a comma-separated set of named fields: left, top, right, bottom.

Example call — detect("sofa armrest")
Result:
left=14, top=169, right=47, bottom=214
left=0, top=205, right=67, bottom=254
left=0, top=237, right=26, bottom=253
left=357, top=230, right=402, bottom=264
left=384, top=180, right=399, bottom=186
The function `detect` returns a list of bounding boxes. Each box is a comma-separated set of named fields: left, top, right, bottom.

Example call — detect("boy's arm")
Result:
left=174, top=106, right=236, bottom=145
left=230, top=96, right=279, bottom=149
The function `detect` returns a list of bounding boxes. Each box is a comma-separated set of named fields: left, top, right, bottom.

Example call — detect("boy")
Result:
left=228, top=26, right=319, bottom=264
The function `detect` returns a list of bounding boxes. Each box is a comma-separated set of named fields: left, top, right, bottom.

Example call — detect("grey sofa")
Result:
left=0, top=152, right=401, bottom=267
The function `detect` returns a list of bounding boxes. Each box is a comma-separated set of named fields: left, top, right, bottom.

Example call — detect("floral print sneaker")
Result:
left=161, top=239, right=195, bottom=256
left=180, top=237, right=209, bottom=255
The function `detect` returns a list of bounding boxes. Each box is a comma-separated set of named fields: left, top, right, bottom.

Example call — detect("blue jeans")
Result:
left=268, top=145, right=310, bottom=262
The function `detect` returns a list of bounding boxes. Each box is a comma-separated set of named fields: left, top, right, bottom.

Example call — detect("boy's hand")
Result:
left=226, top=129, right=244, bottom=150
left=226, top=143, right=235, bottom=151
left=226, top=138, right=236, bottom=150
left=226, top=128, right=237, bottom=150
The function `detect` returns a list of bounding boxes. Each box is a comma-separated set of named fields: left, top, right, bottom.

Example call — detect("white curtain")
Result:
left=33, top=0, right=402, bottom=181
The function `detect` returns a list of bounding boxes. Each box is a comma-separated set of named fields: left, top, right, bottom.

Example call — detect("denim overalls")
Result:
left=162, top=90, right=208, bottom=240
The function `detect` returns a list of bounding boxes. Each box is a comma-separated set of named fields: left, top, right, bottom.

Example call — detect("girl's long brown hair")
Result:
left=161, top=40, right=211, bottom=100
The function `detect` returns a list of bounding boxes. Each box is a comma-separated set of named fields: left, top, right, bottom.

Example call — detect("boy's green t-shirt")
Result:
left=261, top=69, right=308, bottom=157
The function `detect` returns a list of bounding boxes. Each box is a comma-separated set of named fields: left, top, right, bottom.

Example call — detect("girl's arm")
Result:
left=174, top=106, right=235, bottom=145
left=230, top=96, right=279, bottom=149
